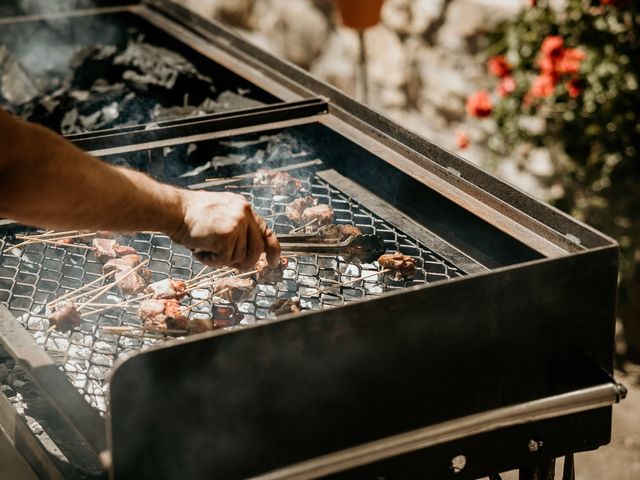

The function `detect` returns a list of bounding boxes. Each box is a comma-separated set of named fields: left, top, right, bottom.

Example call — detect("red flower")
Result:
left=565, top=77, right=582, bottom=98
left=541, top=36, right=564, bottom=59
left=529, top=73, right=558, bottom=98
left=487, top=55, right=511, bottom=78
left=497, top=75, right=517, bottom=97
left=530, top=0, right=538, bottom=5
left=601, top=0, right=628, bottom=6
left=466, top=90, right=493, bottom=118
left=556, top=48, right=586, bottom=75
left=456, top=131, right=470, bottom=150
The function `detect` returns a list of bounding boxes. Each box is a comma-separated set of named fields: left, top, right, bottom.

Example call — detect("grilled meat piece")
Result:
left=102, top=254, right=141, bottom=275
left=145, top=278, right=187, bottom=299
left=188, top=317, right=214, bottom=334
left=56, top=238, right=75, bottom=245
left=163, top=299, right=189, bottom=330
left=253, top=170, right=302, bottom=196
left=212, top=277, right=255, bottom=303
left=115, top=270, right=147, bottom=295
left=138, top=298, right=188, bottom=331
left=138, top=299, right=167, bottom=327
left=285, top=196, right=317, bottom=223
left=269, top=296, right=301, bottom=316
left=378, top=252, right=417, bottom=281
left=302, top=204, right=334, bottom=226
left=318, top=224, right=362, bottom=241
left=92, top=238, right=137, bottom=262
left=255, top=253, right=288, bottom=283
left=48, top=303, right=81, bottom=333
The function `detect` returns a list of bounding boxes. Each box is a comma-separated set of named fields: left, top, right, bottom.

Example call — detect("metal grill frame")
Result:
left=0, top=2, right=621, bottom=480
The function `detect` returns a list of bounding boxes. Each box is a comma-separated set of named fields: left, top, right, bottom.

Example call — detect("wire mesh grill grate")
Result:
left=0, top=172, right=465, bottom=413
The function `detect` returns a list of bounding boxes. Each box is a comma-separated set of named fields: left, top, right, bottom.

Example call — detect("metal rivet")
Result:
left=528, top=439, right=542, bottom=452
left=451, top=454, right=467, bottom=473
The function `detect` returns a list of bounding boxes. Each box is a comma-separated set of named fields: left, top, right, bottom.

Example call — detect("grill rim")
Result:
left=0, top=2, right=620, bottom=478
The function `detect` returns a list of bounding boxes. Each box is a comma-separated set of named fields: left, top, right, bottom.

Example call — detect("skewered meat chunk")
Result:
left=145, top=278, right=187, bottom=299
left=48, top=303, right=81, bottom=333
left=318, top=224, right=362, bottom=241
left=56, top=238, right=75, bottom=245
left=255, top=253, right=288, bottom=283
left=138, top=299, right=167, bottom=327
left=188, top=317, right=214, bottom=334
left=211, top=277, right=255, bottom=303
left=269, top=296, right=301, bottom=316
left=138, top=298, right=188, bottom=331
left=102, top=254, right=141, bottom=275
left=253, top=170, right=302, bottom=196
left=302, top=204, right=334, bottom=226
left=377, top=252, right=417, bottom=281
left=115, top=270, right=147, bottom=295
left=163, top=299, right=189, bottom=330
left=285, top=196, right=317, bottom=223
left=92, top=238, right=138, bottom=262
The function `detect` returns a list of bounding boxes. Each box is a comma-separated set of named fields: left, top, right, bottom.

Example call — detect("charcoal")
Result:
left=1, top=29, right=267, bottom=137
left=0, top=45, right=39, bottom=105
left=114, top=37, right=213, bottom=89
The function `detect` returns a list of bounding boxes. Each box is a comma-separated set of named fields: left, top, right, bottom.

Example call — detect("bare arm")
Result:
left=0, top=109, right=279, bottom=269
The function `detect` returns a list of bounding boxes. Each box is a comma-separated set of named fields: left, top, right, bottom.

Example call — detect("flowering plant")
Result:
left=466, top=0, right=640, bottom=346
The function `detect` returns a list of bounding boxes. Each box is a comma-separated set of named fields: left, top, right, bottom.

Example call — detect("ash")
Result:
left=0, top=33, right=265, bottom=134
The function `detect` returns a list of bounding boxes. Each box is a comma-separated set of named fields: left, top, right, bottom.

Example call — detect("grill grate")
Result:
left=0, top=171, right=465, bottom=413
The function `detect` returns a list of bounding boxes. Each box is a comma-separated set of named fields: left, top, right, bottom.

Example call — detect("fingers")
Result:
left=256, top=214, right=281, bottom=267
left=239, top=211, right=265, bottom=271
left=229, top=221, right=247, bottom=268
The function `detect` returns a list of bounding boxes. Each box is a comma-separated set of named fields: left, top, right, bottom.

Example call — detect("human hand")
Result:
left=171, top=190, right=280, bottom=270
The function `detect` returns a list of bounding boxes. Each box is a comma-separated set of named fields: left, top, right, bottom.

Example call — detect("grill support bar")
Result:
left=254, top=382, right=626, bottom=480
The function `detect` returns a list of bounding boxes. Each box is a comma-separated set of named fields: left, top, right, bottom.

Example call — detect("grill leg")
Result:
left=519, top=459, right=556, bottom=480
left=562, top=454, right=575, bottom=480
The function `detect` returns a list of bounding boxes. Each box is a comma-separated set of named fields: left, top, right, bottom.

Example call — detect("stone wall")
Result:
left=174, top=0, right=550, bottom=196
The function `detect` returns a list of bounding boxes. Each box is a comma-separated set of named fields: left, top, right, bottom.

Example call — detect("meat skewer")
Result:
left=145, top=278, right=187, bottom=299
left=283, top=196, right=318, bottom=223
left=254, top=253, right=288, bottom=283
left=377, top=253, right=417, bottom=281
left=13, top=236, right=95, bottom=250
left=4, top=230, right=94, bottom=253
left=189, top=158, right=322, bottom=190
left=210, top=277, right=255, bottom=303
left=47, top=270, right=116, bottom=308
left=301, top=204, right=334, bottom=226
left=92, top=238, right=137, bottom=262
left=47, top=303, right=82, bottom=333
left=76, top=259, right=150, bottom=310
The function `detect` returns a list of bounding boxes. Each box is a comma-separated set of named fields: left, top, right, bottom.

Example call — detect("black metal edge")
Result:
left=66, top=98, right=329, bottom=152
left=142, top=0, right=616, bottom=252
left=107, top=244, right=618, bottom=478
left=0, top=306, right=107, bottom=457
left=315, top=168, right=488, bottom=274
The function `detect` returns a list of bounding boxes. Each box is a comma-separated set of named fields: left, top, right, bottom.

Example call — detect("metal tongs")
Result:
left=277, top=232, right=386, bottom=263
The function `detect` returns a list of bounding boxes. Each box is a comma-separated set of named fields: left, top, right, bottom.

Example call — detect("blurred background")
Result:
left=172, top=0, right=640, bottom=478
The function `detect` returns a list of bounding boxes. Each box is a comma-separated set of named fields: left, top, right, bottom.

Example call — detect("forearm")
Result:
left=0, top=110, right=184, bottom=235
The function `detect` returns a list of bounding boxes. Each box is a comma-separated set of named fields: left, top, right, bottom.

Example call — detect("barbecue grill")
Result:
left=0, top=2, right=625, bottom=480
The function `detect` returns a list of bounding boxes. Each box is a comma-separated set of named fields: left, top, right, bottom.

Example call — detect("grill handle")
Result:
left=253, top=380, right=627, bottom=480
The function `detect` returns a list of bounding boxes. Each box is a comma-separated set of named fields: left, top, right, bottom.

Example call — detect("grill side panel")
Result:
left=109, top=246, right=617, bottom=479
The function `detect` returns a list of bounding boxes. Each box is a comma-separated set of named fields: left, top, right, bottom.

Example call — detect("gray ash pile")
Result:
left=0, top=34, right=265, bottom=134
